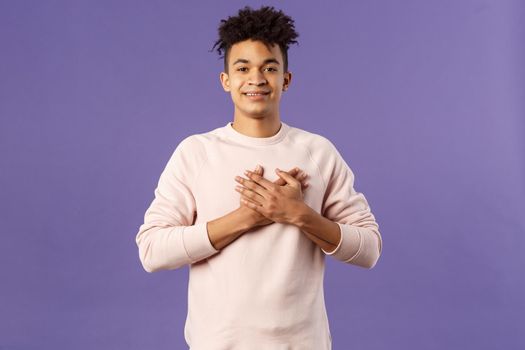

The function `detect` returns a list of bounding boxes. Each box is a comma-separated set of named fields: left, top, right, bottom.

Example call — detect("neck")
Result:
left=231, top=114, right=282, bottom=138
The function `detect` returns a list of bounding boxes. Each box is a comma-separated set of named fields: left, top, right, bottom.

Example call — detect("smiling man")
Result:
left=220, top=42, right=286, bottom=131
left=135, top=5, right=382, bottom=350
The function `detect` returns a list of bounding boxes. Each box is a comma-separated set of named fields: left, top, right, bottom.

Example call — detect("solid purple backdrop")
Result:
left=1, top=0, right=523, bottom=349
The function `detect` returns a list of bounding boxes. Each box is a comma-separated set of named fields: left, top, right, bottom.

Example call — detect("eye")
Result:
left=264, top=67, right=277, bottom=72
left=237, top=67, right=248, bottom=72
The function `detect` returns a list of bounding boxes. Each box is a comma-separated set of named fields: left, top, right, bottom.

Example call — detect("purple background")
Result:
left=1, top=0, right=524, bottom=349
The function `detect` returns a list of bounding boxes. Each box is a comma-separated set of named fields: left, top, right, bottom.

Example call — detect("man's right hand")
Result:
left=240, top=165, right=309, bottom=228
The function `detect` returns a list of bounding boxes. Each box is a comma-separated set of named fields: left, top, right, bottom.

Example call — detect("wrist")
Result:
left=288, top=200, right=310, bottom=227
left=235, top=206, right=261, bottom=230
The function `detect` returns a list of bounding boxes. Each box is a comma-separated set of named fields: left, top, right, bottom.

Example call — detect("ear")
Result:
left=220, top=72, right=231, bottom=92
left=283, top=71, right=292, bottom=91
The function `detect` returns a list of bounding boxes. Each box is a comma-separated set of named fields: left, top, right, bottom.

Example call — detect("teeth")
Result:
left=246, top=93, right=265, bottom=96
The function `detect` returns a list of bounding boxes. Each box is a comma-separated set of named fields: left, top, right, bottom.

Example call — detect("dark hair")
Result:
left=210, top=5, right=299, bottom=73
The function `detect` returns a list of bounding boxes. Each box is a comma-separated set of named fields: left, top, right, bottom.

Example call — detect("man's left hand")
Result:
left=234, top=167, right=306, bottom=224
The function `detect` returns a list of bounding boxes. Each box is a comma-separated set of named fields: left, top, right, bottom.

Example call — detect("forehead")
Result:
left=228, top=39, right=283, bottom=65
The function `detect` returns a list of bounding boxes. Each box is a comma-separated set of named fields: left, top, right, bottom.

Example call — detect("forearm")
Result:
left=291, top=202, right=380, bottom=268
left=207, top=206, right=260, bottom=250
left=137, top=207, right=259, bottom=272
left=290, top=202, right=344, bottom=253
left=136, top=221, right=218, bottom=273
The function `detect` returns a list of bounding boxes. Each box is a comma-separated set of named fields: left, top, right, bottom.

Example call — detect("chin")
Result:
left=246, top=110, right=272, bottom=118
left=235, top=106, right=268, bottom=117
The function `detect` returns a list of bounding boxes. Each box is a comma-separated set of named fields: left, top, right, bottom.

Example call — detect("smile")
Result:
left=244, top=92, right=270, bottom=96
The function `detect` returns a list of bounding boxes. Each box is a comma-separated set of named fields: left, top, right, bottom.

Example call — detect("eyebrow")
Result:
left=232, top=58, right=280, bottom=66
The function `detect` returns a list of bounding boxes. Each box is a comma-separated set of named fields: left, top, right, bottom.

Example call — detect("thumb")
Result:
left=275, top=168, right=300, bottom=186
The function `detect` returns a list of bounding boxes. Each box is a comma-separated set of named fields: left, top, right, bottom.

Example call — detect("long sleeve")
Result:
left=316, top=139, right=382, bottom=269
left=135, top=137, right=219, bottom=273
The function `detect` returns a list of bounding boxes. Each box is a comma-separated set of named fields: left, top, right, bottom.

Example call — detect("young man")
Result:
left=135, top=5, right=382, bottom=349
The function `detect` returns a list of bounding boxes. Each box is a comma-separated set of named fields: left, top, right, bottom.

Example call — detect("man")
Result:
left=135, top=5, right=382, bottom=349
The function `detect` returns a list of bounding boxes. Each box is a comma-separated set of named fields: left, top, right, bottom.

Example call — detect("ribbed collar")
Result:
left=223, top=120, right=290, bottom=146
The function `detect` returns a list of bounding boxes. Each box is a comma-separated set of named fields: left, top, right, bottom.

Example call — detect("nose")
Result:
left=248, top=70, right=267, bottom=86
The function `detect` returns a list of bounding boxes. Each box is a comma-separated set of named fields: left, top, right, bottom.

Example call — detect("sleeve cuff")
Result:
left=181, top=222, right=220, bottom=262
left=322, top=222, right=362, bottom=261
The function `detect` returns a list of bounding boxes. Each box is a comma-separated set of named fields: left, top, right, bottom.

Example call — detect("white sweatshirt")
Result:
left=136, top=120, right=382, bottom=349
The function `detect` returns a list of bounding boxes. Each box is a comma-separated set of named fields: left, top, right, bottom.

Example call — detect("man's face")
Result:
left=220, top=39, right=292, bottom=120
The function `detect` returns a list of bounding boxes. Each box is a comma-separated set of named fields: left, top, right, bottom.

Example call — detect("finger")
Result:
left=275, top=168, right=301, bottom=187
left=254, top=164, right=264, bottom=175
left=299, top=171, right=308, bottom=189
left=244, top=169, right=276, bottom=193
left=235, top=184, right=264, bottom=203
left=293, top=171, right=309, bottom=186
left=240, top=192, right=261, bottom=206
left=235, top=174, right=268, bottom=199
left=295, top=172, right=308, bottom=192
left=273, top=167, right=299, bottom=186
left=241, top=197, right=260, bottom=211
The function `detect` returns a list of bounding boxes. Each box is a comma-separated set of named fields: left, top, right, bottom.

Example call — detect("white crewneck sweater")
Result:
left=136, top=121, right=382, bottom=349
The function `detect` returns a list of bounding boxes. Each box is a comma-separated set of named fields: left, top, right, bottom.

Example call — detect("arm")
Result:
left=234, top=144, right=382, bottom=269
left=289, top=203, right=342, bottom=253
left=135, top=138, right=218, bottom=273
left=137, top=205, right=258, bottom=273
left=291, top=199, right=380, bottom=269
left=206, top=206, right=260, bottom=250
left=208, top=166, right=309, bottom=250
left=136, top=142, right=304, bottom=272
left=136, top=138, right=260, bottom=272
left=310, top=140, right=382, bottom=269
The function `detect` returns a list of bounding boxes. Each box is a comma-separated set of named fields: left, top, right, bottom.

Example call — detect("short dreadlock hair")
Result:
left=210, top=5, right=299, bottom=74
